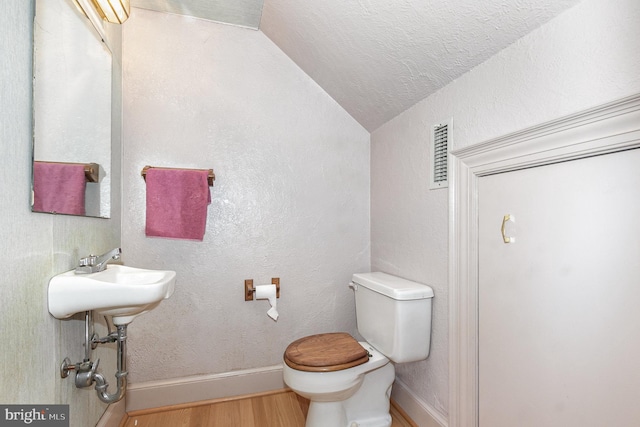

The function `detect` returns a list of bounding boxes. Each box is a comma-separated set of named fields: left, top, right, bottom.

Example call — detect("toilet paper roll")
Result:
left=255, top=284, right=279, bottom=321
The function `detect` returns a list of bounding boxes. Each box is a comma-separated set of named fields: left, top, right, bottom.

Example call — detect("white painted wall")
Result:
left=372, top=0, right=640, bottom=420
left=0, top=1, right=122, bottom=426
left=121, top=9, right=370, bottom=383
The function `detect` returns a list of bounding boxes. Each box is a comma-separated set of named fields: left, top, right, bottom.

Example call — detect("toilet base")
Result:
left=305, top=401, right=347, bottom=427
left=304, top=362, right=395, bottom=427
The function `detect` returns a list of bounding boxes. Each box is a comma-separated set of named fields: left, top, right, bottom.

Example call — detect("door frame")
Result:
left=448, top=93, right=640, bottom=427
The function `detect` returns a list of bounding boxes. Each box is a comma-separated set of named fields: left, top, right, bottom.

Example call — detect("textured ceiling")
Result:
left=131, top=0, right=583, bottom=131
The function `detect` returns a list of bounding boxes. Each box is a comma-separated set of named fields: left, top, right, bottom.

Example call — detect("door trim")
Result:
left=448, top=93, right=640, bottom=427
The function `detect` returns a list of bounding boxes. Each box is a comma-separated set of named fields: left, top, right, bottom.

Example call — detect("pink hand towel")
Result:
left=145, top=168, right=211, bottom=241
left=33, top=161, right=86, bottom=215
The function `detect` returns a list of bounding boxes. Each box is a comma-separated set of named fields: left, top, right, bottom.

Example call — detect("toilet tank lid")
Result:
left=351, top=272, right=434, bottom=300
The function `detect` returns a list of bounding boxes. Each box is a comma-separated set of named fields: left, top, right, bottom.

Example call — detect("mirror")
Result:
left=32, top=0, right=112, bottom=218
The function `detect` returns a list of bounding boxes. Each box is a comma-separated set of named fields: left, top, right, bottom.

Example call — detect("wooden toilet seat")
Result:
left=283, top=332, right=370, bottom=372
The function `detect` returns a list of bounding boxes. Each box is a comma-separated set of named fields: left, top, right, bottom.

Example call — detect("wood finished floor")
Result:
left=120, top=390, right=416, bottom=427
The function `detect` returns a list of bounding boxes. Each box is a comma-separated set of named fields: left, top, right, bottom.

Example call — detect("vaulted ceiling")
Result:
left=130, top=0, right=582, bottom=131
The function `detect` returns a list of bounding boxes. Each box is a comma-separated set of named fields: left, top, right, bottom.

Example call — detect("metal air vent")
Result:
left=429, top=120, right=452, bottom=189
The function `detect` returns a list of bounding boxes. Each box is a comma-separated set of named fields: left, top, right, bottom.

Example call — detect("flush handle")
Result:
left=501, top=214, right=515, bottom=243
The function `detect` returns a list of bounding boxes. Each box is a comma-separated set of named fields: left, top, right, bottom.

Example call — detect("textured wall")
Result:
left=371, top=116, right=449, bottom=417
left=371, top=0, right=640, bottom=419
left=0, top=1, right=121, bottom=426
left=122, top=8, right=370, bottom=383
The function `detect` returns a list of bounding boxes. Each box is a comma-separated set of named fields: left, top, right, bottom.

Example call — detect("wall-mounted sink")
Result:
left=48, top=265, right=176, bottom=325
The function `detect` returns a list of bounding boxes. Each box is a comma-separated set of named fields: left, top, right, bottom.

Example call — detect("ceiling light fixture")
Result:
left=90, top=0, right=130, bottom=24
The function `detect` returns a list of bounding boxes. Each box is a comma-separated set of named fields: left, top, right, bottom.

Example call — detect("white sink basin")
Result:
left=48, top=265, right=176, bottom=325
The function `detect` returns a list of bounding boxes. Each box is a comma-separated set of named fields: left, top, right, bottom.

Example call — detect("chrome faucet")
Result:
left=76, top=248, right=122, bottom=274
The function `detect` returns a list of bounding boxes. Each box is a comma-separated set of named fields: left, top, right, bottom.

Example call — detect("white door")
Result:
left=478, top=148, right=640, bottom=427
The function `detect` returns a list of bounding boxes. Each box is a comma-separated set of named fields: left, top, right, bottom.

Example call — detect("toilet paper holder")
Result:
left=245, top=278, right=280, bottom=301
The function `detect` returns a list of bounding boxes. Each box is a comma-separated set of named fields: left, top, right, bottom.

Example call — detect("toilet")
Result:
left=283, top=272, right=434, bottom=427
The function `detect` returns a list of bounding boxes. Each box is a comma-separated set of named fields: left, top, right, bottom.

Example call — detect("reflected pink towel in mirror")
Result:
left=33, top=162, right=86, bottom=215
left=145, top=168, right=211, bottom=241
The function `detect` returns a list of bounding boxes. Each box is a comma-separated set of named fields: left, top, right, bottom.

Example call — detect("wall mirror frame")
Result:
left=32, top=0, right=113, bottom=218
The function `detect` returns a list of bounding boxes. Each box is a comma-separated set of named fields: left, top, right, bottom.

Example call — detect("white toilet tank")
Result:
left=351, top=272, right=434, bottom=363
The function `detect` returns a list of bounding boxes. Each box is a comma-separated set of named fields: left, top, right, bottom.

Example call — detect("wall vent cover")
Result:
left=430, top=120, right=451, bottom=189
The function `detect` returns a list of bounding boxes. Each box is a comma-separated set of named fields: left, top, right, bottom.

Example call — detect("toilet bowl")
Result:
left=283, top=272, right=434, bottom=427
left=283, top=337, right=394, bottom=426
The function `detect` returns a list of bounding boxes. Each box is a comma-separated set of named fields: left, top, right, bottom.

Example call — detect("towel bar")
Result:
left=141, top=165, right=215, bottom=187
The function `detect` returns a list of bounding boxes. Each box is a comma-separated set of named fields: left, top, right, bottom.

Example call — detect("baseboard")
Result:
left=96, top=399, right=126, bottom=427
left=125, top=364, right=448, bottom=427
left=125, top=365, right=287, bottom=412
left=391, top=378, right=448, bottom=427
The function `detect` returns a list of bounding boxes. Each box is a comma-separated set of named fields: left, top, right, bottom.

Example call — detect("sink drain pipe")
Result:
left=60, top=311, right=129, bottom=404
left=93, top=323, right=128, bottom=403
